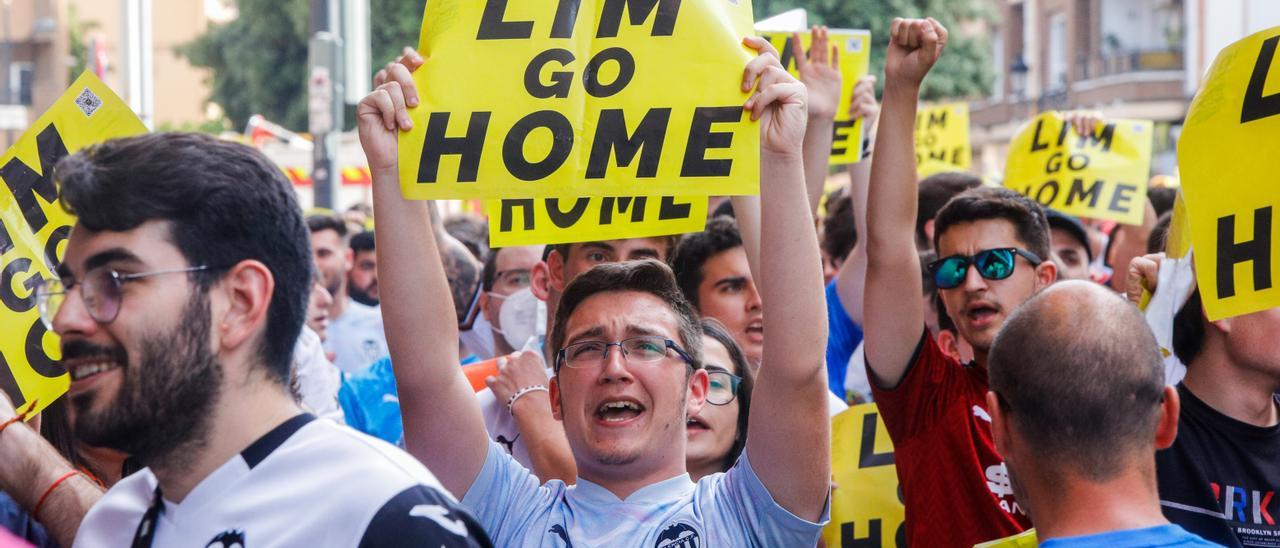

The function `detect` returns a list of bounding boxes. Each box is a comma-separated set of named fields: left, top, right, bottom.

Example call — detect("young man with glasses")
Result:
left=863, top=18, right=1056, bottom=546
left=360, top=35, right=830, bottom=545
left=0, top=132, right=489, bottom=546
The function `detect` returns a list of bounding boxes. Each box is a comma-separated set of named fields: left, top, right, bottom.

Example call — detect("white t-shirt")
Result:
left=73, top=415, right=489, bottom=547
left=292, top=326, right=345, bottom=423
left=326, top=300, right=389, bottom=373
left=461, top=441, right=828, bottom=547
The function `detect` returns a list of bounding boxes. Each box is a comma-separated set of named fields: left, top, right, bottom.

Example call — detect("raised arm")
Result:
left=738, top=37, right=830, bottom=523
left=834, top=75, right=879, bottom=325
left=863, top=18, right=948, bottom=388
left=485, top=351, right=576, bottom=484
left=357, top=52, right=490, bottom=498
left=795, top=26, right=842, bottom=215
left=0, top=395, right=102, bottom=548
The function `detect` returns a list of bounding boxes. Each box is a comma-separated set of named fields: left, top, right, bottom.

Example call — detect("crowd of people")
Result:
left=0, top=14, right=1273, bottom=548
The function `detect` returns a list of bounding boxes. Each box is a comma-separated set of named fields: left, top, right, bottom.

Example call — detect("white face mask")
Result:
left=460, top=312, right=497, bottom=360
left=493, top=287, right=546, bottom=351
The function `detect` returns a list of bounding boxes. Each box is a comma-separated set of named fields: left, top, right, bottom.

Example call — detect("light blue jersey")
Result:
left=461, top=441, right=828, bottom=547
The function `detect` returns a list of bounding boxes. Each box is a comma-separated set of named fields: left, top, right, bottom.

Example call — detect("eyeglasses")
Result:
left=491, top=269, right=532, bottom=292
left=927, top=248, right=1042, bottom=290
left=34, top=265, right=218, bottom=330
left=556, top=336, right=694, bottom=372
left=706, top=369, right=742, bottom=406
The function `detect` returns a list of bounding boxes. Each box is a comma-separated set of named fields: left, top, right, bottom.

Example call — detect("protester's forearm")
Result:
left=759, top=150, right=828, bottom=380
left=370, top=166, right=490, bottom=497
left=729, top=195, right=763, bottom=289
left=1109, top=200, right=1158, bottom=293
left=511, top=396, right=577, bottom=485
left=835, top=157, right=872, bottom=325
left=802, top=116, right=835, bottom=215
left=0, top=423, right=102, bottom=547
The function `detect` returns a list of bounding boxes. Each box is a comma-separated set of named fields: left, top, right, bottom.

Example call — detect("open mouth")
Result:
left=595, top=399, right=645, bottom=424
left=67, top=359, right=122, bottom=382
left=686, top=416, right=709, bottom=432
left=745, top=320, right=764, bottom=343
left=965, top=303, right=999, bottom=327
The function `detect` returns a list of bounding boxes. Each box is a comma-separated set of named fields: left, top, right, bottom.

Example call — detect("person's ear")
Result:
left=1208, top=315, right=1233, bottom=335
left=549, top=375, right=563, bottom=421
left=1035, top=258, right=1058, bottom=288
left=937, top=329, right=962, bottom=361
left=924, top=219, right=936, bottom=245
left=687, top=368, right=709, bottom=418
left=531, top=261, right=552, bottom=302
left=479, top=291, right=496, bottom=324
left=1154, top=385, right=1180, bottom=450
left=343, top=248, right=354, bottom=272
left=987, top=391, right=1012, bottom=459
left=547, top=250, right=568, bottom=293
left=215, top=260, right=274, bottom=353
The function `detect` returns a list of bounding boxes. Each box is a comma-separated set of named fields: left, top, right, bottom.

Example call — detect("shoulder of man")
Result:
left=72, top=468, right=158, bottom=547
left=357, top=484, right=493, bottom=547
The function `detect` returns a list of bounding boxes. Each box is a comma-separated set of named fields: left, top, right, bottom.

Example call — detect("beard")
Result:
left=70, top=292, right=223, bottom=467
left=348, top=282, right=378, bottom=307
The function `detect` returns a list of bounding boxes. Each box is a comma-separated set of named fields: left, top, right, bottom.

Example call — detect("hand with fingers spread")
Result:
left=358, top=47, right=424, bottom=174
left=742, top=36, right=808, bottom=157
left=848, top=75, right=880, bottom=128
left=793, top=26, right=842, bottom=121
left=884, top=18, right=948, bottom=89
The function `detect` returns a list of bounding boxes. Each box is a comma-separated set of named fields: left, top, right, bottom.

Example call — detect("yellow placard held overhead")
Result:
left=486, top=195, right=707, bottom=247
left=0, top=73, right=147, bottom=416
left=398, top=1, right=759, bottom=200
left=916, top=103, right=971, bottom=177
left=1004, top=112, right=1153, bottom=225
left=1178, top=26, right=1280, bottom=321
left=823, top=403, right=905, bottom=548
left=759, top=28, right=872, bottom=165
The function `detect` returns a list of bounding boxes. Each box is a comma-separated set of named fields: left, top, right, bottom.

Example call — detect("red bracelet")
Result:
left=33, top=471, right=82, bottom=519
left=0, top=399, right=37, bottom=438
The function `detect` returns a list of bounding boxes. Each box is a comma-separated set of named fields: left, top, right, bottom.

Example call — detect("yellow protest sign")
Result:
left=398, top=1, right=758, bottom=200
left=0, top=73, right=147, bottom=416
left=916, top=103, right=971, bottom=177
left=975, top=529, right=1038, bottom=548
left=1004, top=112, right=1153, bottom=225
left=486, top=195, right=707, bottom=246
left=1178, top=26, right=1280, bottom=320
left=823, top=403, right=905, bottom=547
left=760, top=28, right=872, bottom=165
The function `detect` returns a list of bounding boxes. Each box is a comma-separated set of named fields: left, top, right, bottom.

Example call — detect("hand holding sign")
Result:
left=885, top=18, right=948, bottom=90
left=793, top=26, right=841, bottom=121
left=848, top=75, right=880, bottom=127
left=743, top=37, right=808, bottom=157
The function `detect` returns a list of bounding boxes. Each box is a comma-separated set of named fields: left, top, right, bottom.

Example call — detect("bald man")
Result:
left=986, top=281, right=1215, bottom=546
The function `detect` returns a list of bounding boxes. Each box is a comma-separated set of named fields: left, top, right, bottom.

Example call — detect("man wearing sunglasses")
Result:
left=863, top=18, right=1057, bottom=546
left=0, top=133, right=489, bottom=546
left=361, top=34, right=830, bottom=545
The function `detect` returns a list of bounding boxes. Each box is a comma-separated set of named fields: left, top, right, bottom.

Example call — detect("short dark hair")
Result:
left=1147, top=211, right=1172, bottom=255
left=917, top=172, right=982, bottom=249
left=821, top=186, right=856, bottom=264
left=350, top=230, right=375, bottom=255
left=700, top=317, right=754, bottom=471
left=989, top=283, right=1165, bottom=481
left=669, top=217, right=742, bottom=310
left=550, top=260, right=703, bottom=374
left=551, top=235, right=680, bottom=267
left=933, top=187, right=1051, bottom=261
left=1147, top=186, right=1177, bottom=218
left=1172, top=287, right=1206, bottom=365
left=57, top=132, right=311, bottom=383
left=306, top=213, right=347, bottom=240
left=443, top=213, right=489, bottom=261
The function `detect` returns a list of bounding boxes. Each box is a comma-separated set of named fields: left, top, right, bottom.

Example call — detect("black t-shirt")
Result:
left=1156, top=383, right=1280, bottom=547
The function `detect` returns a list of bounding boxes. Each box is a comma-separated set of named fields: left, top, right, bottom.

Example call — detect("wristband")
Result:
left=506, top=385, right=549, bottom=414
left=34, top=470, right=83, bottom=519
left=0, top=398, right=37, bottom=439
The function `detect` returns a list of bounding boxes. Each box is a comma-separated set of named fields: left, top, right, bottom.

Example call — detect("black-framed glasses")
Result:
left=927, top=248, right=1042, bottom=290
left=706, top=369, right=742, bottom=406
left=34, top=265, right=218, bottom=330
left=556, top=336, right=694, bottom=372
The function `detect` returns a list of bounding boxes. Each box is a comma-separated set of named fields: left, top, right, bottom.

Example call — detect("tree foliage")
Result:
left=754, top=0, right=997, bottom=101
left=180, top=0, right=422, bottom=132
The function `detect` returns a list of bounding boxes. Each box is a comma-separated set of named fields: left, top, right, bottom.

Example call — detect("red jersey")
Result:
left=869, top=330, right=1031, bottom=546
